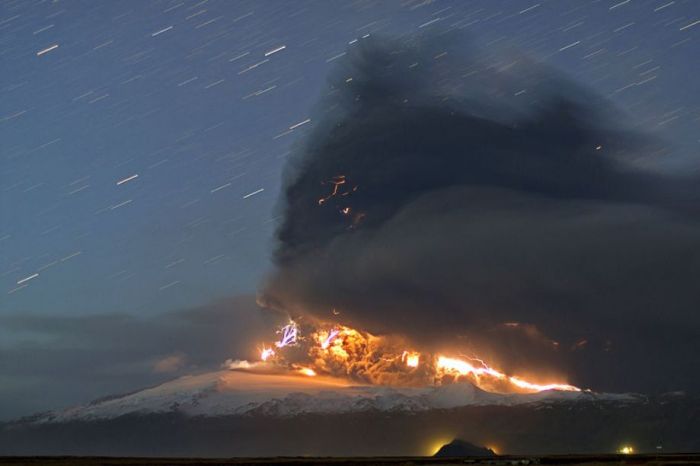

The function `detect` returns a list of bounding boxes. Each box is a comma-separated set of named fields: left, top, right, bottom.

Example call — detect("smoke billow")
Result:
left=261, top=33, right=700, bottom=393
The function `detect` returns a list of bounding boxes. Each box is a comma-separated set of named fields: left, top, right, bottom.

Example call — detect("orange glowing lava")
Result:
left=318, top=175, right=347, bottom=205
left=297, top=367, right=317, bottom=377
left=436, top=356, right=580, bottom=393
left=402, top=351, right=420, bottom=368
left=253, top=321, right=581, bottom=394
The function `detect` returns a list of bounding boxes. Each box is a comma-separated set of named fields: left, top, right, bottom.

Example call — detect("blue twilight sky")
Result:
left=0, top=0, right=698, bottom=418
left=2, top=0, right=698, bottom=316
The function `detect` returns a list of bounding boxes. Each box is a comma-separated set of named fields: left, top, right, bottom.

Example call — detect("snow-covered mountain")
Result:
left=32, top=368, right=641, bottom=423
left=2, top=370, right=696, bottom=457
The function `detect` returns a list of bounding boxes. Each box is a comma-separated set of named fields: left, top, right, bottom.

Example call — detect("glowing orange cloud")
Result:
left=436, top=356, right=580, bottom=393
left=402, top=351, right=420, bottom=368
left=253, top=322, right=581, bottom=394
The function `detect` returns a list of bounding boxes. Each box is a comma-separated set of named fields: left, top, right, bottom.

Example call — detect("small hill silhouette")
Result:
left=434, top=439, right=497, bottom=457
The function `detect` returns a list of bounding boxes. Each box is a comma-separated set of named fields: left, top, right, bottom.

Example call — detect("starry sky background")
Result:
left=1, top=0, right=698, bottom=419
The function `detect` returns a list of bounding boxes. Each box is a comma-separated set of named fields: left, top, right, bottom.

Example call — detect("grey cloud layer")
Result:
left=0, top=296, right=272, bottom=420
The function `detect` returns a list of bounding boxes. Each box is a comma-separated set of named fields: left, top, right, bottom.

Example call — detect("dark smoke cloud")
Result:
left=262, top=33, right=700, bottom=393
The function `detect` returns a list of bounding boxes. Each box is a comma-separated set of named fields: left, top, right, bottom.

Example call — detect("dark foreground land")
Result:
left=1, top=455, right=700, bottom=466
left=4, top=398, right=700, bottom=457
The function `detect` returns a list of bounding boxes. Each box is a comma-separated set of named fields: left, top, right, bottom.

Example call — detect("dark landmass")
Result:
left=1, top=454, right=700, bottom=466
left=434, top=439, right=496, bottom=457
left=1, top=395, right=698, bottom=457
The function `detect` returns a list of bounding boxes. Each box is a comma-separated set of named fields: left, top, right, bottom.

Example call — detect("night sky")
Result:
left=1, top=0, right=699, bottom=420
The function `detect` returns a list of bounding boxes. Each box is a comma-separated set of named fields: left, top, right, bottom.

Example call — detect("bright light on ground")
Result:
left=425, top=436, right=454, bottom=456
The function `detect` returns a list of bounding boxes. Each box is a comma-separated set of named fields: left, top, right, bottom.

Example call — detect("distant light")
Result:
left=37, top=44, right=59, bottom=56
left=17, top=273, right=39, bottom=285
left=264, top=45, right=286, bottom=57
left=618, top=445, right=634, bottom=454
left=288, top=118, right=311, bottom=130
left=116, top=173, right=139, bottom=185
left=425, top=437, right=453, bottom=456
left=151, top=25, right=173, bottom=37
left=242, top=188, right=264, bottom=199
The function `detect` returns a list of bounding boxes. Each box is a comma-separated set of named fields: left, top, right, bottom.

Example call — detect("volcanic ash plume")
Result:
left=243, top=320, right=579, bottom=393
left=260, top=32, right=700, bottom=393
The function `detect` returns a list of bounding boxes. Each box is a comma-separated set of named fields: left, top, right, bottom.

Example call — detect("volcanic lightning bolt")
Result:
left=321, top=328, right=340, bottom=349
left=260, top=346, right=275, bottom=361
left=275, top=322, right=298, bottom=348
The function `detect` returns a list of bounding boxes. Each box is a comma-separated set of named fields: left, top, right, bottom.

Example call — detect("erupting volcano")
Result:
left=3, top=22, right=699, bottom=459
left=241, top=319, right=581, bottom=394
